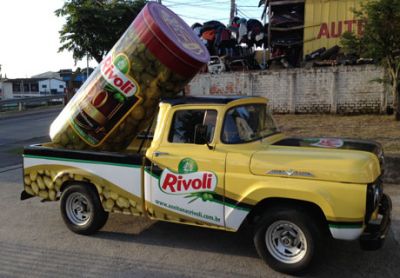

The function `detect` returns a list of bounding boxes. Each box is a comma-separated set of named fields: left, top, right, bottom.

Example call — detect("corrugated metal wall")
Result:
left=303, top=0, right=365, bottom=57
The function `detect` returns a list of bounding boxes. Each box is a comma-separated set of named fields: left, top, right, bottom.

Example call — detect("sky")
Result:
left=0, top=0, right=263, bottom=79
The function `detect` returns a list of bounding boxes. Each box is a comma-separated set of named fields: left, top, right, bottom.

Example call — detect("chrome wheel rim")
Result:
left=65, top=192, right=91, bottom=226
left=265, top=220, right=307, bottom=264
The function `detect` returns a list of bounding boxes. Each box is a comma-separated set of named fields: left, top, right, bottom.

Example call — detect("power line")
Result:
left=236, top=8, right=252, bottom=19
left=163, top=0, right=230, bottom=7
left=177, top=13, right=228, bottom=22
left=166, top=4, right=231, bottom=10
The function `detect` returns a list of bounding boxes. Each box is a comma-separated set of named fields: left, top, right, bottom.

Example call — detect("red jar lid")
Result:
left=133, top=2, right=209, bottom=78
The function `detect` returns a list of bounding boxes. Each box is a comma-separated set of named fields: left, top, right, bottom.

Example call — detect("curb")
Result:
left=0, top=164, right=22, bottom=174
left=0, top=106, right=63, bottom=121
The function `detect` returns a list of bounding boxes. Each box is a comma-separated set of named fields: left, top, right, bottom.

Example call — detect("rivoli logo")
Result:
left=159, top=158, right=217, bottom=195
left=100, top=53, right=138, bottom=98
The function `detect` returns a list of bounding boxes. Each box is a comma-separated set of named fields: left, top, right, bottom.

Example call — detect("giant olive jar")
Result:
left=50, top=2, right=209, bottom=151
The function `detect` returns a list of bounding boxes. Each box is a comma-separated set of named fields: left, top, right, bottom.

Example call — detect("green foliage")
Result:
left=341, top=0, right=400, bottom=119
left=356, top=0, right=400, bottom=63
left=56, top=0, right=147, bottom=63
left=340, top=31, right=366, bottom=57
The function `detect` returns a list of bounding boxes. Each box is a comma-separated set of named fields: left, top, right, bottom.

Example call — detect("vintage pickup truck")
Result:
left=21, top=96, right=391, bottom=274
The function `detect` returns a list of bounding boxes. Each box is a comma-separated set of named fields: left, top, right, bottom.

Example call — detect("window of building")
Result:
left=42, top=84, right=47, bottom=88
left=30, top=83, right=39, bottom=92
left=23, top=84, right=29, bottom=92
left=59, top=84, right=64, bottom=89
left=12, top=83, right=21, bottom=92
left=168, top=109, right=217, bottom=144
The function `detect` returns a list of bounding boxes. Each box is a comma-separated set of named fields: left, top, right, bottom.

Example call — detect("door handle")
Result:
left=153, top=151, right=169, bottom=157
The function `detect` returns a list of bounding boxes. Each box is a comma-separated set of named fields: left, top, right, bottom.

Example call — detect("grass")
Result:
left=273, top=114, right=400, bottom=155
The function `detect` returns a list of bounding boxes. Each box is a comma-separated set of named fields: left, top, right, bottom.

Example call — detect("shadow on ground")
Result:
left=95, top=214, right=400, bottom=277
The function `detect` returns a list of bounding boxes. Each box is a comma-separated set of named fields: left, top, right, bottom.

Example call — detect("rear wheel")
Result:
left=60, top=184, right=108, bottom=235
left=254, top=207, right=323, bottom=274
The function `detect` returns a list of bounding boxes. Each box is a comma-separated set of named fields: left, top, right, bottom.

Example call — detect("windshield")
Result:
left=221, top=104, right=278, bottom=144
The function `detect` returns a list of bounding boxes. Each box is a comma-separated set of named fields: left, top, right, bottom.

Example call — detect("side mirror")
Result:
left=194, top=124, right=208, bottom=145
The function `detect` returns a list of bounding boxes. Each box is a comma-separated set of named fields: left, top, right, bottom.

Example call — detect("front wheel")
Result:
left=254, top=207, right=323, bottom=274
left=60, top=184, right=108, bottom=235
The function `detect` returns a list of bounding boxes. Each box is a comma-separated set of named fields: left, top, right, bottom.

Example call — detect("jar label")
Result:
left=100, top=53, right=139, bottom=97
left=69, top=52, right=142, bottom=147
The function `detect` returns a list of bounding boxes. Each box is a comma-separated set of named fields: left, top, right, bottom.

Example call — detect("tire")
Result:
left=60, top=184, right=108, bottom=235
left=253, top=206, right=323, bottom=275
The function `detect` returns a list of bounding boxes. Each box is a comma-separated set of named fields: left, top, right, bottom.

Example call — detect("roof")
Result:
left=31, top=71, right=62, bottom=80
left=161, top=96, right=255, bottom=106
left=7, top=78, right=65, bottom=83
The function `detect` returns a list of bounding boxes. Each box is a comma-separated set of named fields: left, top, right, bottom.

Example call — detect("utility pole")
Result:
left=230, top=0, right=235, bottom=24
left=86, top=53, right=89, bottom=81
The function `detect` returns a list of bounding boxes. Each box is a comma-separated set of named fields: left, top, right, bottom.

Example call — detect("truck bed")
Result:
left=24, top=144, right=144, bottom=166
left=22, top=144, right=147, bottom=216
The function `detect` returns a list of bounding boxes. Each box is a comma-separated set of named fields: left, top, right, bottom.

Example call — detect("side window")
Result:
left=168, top=109, right=217, bottom=144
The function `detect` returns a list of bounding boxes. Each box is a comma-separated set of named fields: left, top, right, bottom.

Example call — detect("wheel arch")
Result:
left=60, top=179, right=97, bottom=194
left=245, top=197, right=331, bottom=237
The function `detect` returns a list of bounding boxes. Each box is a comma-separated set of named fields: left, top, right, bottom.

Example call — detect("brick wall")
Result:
left=186, top=65, right=389, bottom=114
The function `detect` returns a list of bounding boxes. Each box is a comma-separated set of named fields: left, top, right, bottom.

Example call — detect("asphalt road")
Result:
left=1, top=167, right=400, bottom=278
left=0, top=108, right=61, bottom=168
left=0, top=109, right=399, bottom=277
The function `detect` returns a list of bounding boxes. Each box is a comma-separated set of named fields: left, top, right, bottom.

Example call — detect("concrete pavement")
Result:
left=0, top=166, right=399, bottom=277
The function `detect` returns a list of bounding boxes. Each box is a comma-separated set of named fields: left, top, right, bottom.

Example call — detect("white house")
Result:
left=38, top=78, right=66, bottom=95
left=2, top=78, right=66, bottom=99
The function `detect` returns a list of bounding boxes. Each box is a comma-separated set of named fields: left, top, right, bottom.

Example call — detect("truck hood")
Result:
left=250, top=137, right=383, bottom=184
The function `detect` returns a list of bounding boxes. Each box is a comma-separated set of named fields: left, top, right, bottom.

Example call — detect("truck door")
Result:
left=146, top=108, right=226, bottom=229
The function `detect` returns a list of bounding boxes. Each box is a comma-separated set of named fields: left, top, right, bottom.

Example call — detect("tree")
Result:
left=341, top=0, right=400, bottom=120
left=56, top=0, right=147, bottom=63
left=340, top=31, right=366, bottom=58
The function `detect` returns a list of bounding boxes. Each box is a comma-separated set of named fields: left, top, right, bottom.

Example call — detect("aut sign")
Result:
left=317, top=20, right=365, bottom=39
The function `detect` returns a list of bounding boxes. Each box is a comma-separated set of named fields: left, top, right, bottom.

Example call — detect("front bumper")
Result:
left=359, top=193, right=392, bottom=250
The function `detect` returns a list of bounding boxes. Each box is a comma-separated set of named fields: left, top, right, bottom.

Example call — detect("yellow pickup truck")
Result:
left=21, top=96, right=391, bottom=274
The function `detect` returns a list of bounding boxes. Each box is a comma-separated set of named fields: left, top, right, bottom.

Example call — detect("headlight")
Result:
left=377, top=148, right=385, bottom=169
left=365, top=179, right=383, bottom=223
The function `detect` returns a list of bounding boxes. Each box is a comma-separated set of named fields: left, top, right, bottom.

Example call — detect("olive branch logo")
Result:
left=178, top=158, right=216, bottom=204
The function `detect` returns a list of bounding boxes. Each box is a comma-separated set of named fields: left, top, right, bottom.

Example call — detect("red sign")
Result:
left=317, top=20, right=365, bottom=39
